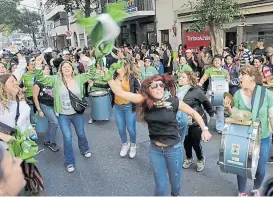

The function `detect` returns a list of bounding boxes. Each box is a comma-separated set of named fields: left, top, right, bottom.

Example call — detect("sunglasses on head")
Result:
left=145, top=59, right=151, bottom=63
left=149, top=82, right=164, bottom=89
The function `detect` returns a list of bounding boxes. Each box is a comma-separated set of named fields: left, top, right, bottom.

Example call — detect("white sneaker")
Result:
left=120, top=142, right=130, bottom=157
left=88, top=118, right=93, bottom=124
left=129, top=144, right=137, bottom=159
left=84, top=151, right=92, bottom=158
left=66, top=164, right=75, bottom=173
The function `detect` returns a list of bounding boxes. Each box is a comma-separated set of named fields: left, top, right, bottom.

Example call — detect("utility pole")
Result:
left=38, top=1, right=48, bottom=47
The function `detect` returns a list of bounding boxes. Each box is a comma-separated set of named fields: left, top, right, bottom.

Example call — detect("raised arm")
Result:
left=108, top=80, right=144, bottom=104
left=178, top=100, right=212, bottom=142
left=34, top=56, right=55, bottom=87
left=79, top=62, right=97, bottom=84
left=13, top=53, right=27, bottom=81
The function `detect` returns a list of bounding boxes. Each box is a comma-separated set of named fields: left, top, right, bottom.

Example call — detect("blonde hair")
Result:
left=0, top=74, right=14, bottom=110
left=120, top=59, right=133, bottom=80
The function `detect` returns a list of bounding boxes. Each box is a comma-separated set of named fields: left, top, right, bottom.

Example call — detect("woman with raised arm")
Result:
left=107, top=73, right=212, bottom=196
left=34, top=56, right=96, bottom=173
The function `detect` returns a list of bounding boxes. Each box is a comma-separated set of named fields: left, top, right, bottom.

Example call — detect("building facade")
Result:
left=43, top=0, right=99, bottom=49
left=43, top=0, right=69, bottom=49
left=156, top=0, right=273, bottom=51
left=106, top=0, right=156, bottom=46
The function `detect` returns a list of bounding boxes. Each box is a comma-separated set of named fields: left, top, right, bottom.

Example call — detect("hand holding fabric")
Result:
left=101, top=61, right=123, bottom=82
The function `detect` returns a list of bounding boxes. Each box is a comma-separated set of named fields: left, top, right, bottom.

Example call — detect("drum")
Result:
left=90, top=90, right=112, bottom=121
left=218, top=118, right=261, bottom=179
left=207, top=76, right=229, bottom=106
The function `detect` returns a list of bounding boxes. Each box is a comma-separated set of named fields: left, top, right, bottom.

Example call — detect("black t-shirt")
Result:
left=186, top=57, right=198, bottom=72
left=35, top=82, right=54, bottom=107
left=253, top=47, right=265, bottom=57
left=144, top=97, right=181, bottom=145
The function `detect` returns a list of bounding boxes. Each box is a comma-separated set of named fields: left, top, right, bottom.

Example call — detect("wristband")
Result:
left=38, top=109, right=42, bottom=113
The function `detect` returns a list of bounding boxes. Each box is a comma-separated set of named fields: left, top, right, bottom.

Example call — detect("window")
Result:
left=161, top=30, right=169, bottom=44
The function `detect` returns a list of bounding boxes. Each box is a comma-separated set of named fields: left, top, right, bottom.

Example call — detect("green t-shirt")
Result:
left=178, top=64, right=193, bottom=72
left=205, top=67, right=229, bottom=78
left=141, top=66, right=158, bottom=81
left=233, top=88, right=273, bottom=139
left=21, top=71, right=35, bottom=97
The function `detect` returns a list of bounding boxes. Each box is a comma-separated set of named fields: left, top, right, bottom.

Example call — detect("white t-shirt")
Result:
left=0, top=100, right=32, bottom=133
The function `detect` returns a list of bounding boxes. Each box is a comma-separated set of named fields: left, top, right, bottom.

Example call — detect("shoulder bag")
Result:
left=63, top=80, right=88, bottom=114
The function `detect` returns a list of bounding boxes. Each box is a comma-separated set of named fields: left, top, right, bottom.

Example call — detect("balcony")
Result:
left=48, top=25, right=67, bottom=37
left=107, top=0, right=155, bottom=21
left=44, top=5, right=66, bottom=21
left=54, top=19, right=68, bottom=28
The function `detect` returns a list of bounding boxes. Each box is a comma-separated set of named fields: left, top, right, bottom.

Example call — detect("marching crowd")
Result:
left=0, top=38, right=273, bottom=197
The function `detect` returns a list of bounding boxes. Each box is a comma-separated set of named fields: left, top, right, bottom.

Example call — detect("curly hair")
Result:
left=240, top=65, right=263, bottom=85
left=180, top=71, right=198, bottom=86
left=0, top=74, right=14, bottom=110
left=137, top=74, right=176, bottom=120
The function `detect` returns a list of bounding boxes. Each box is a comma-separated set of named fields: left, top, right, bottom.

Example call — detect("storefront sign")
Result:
left=184, top=31, right=211, bottom=53
left=125, top=0, right=138, bottom=12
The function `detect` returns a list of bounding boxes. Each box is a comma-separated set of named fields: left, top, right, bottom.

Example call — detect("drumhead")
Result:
left=90, top=91, right=108, bottom=97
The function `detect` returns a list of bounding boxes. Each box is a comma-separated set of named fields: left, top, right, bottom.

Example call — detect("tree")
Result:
left=0, top=0, right=21, bottom=35
left=17, top=9, right=42, bottom=47
left=52, top=0, right=105, bottom=17
left=187, top=0, right=240, bottom=55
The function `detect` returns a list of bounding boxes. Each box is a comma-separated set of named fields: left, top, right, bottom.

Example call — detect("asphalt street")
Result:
left=35, top=107, right=273, bottom=196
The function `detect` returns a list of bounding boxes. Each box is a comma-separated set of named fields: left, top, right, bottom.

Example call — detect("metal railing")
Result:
left=137, top=0, right=154, bottom=11
left=106, top=0, right=154, bottom=12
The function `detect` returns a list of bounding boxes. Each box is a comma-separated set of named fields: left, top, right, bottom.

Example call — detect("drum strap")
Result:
left=248, top=85, right=266, bottom=134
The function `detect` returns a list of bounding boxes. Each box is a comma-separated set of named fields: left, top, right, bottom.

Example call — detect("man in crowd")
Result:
left=236, top=42, right=253, bottom=67
left=185, top=49, right=198, bottom=72
left=253, top=38, right=265, bottom=57
left=162, top=42, right=172, bottom=73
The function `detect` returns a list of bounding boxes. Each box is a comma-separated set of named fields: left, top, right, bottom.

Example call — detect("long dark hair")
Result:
left=137, top=74, right=176, bottom=120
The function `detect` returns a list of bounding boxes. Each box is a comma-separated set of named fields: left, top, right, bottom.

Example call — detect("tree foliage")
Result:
left=0, top=0, right=21, bottom=35
left=187, top=0, right=240, bottom=55
left=52, top=0, right=105, bottom=17
left=16, top=9, right=42, bottom=47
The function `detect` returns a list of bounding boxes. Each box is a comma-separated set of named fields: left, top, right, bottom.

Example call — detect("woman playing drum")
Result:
left=224, top=65, right=273, bottom=197
left=198, top=54, right=230, bottom=134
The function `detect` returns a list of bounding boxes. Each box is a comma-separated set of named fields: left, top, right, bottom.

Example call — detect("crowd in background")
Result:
left=0, top=37, right=273, bottom=196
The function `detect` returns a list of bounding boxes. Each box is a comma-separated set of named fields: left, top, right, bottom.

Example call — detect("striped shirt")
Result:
left=240, top=49, right=253, bottom=67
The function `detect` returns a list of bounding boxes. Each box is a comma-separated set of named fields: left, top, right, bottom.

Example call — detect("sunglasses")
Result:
left=145, top=60, right=151, bottom=63
left=150, top=82, right=164, bottom=89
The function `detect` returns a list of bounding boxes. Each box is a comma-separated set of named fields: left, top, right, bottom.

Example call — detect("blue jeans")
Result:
left=113, top=104, right=136, bottom=144
left=58, top=114, right=90, bottom=165
left=216, top=106, right=224, bottom=132
left=176, top=111, right=188, bottom=143
left=149, top=143, right=183, bottom=196
left=237, top=137, right=271, bottom=192
left=40, top=104, right=58, bottom=143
